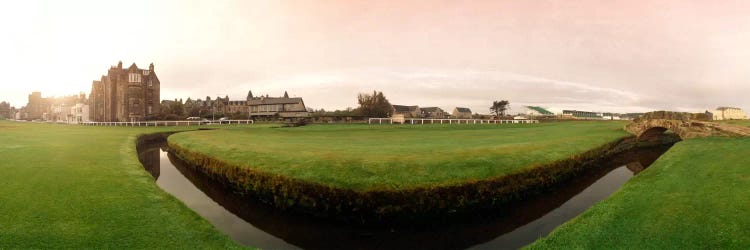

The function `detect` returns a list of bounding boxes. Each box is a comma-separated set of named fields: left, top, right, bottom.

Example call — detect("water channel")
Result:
left=137, top=137, right=672, bottom=249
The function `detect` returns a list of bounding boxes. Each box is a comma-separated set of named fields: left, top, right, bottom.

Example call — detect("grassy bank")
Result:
left=169, top=122, right=629, bottom=191
left=718, top=120, right=750, bottom=127
left=528, top=137, right=750, bottom=248
left=0, top=121, right=241, bottom=248
left=167, top=122, right=632, bottom=221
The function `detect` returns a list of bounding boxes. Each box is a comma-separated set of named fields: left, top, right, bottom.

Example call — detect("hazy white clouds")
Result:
left=1, top=0, right=748, bottom=114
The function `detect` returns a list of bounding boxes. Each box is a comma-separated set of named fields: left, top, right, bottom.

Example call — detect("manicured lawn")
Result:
left=528, top=137, right=750, bottom=249
left=168, top=121, right=630, bottom=191
left=0, top=121, right=242, bottom=248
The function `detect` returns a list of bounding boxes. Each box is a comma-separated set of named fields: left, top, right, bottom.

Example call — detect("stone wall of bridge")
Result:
left=626, top=111, right=750, bottom=139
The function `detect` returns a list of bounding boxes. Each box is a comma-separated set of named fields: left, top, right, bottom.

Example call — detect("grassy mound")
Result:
left=168, top=122, right=633, bottom=222
left=528, top=137, right=750, bottom=249
left=0, top=121, right=241, bottom=248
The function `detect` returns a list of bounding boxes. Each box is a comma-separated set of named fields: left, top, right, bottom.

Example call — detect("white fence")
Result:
left=368, top=118, right=539, bottom=125
left=77, top=120, right=254, bottom=127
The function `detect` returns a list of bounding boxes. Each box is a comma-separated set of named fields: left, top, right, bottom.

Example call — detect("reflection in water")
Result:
left=137, top=140, right=671, bottom=250
left=137, top=146, right=160, bottom=180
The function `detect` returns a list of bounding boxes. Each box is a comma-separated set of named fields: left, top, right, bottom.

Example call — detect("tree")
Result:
left=170, top=98, right=185, bottom=116
left=490, top=100, right=510, bottom=117
left=357, top=91, right=392, bottom=118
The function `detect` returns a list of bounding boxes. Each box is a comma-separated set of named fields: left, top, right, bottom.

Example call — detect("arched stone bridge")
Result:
left=625, top=111, right=750, bottom=139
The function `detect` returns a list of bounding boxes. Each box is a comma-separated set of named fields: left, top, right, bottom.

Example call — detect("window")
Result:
left=129, top=73, right=141, bottom=83
left=148, top=80, right=153, bottom=87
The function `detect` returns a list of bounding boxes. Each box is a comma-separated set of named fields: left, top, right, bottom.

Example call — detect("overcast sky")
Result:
left=1, top=0, right=749, bottom=114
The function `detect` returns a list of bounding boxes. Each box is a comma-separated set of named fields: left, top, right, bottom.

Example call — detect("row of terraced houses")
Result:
left=390, top=105, right=474, bottom=119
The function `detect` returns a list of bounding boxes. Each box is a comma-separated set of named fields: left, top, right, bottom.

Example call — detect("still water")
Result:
left=137, top=140, right=670, bottom=250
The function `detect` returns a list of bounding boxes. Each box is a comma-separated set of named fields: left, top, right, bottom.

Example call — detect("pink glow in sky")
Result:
left=1, top=0, right=749, bottom=113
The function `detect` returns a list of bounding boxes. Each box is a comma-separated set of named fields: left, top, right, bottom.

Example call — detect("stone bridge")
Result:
left=625, top=111, right=750, bottom=139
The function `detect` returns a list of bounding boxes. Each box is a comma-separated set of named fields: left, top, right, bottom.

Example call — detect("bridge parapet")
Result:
left=635, top=111, right=712, bottom=122
left=626, top=111, right=750, bottom=139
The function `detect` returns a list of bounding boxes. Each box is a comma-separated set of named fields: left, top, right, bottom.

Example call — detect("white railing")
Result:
left=368, top=118, right=539, bottom=124
left=79, top=120, right=254, bottom=127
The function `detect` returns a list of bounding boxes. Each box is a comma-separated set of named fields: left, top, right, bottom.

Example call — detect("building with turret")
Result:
left=89, top=61, right=160, bottom=122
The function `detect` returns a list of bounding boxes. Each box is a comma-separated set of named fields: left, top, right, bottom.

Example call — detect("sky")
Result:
left=1, top=0, right=749, bottom=114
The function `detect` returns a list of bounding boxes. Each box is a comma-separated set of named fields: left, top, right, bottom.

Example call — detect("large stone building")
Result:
left=0, top=101, right=11, bottom=119
left=452, top=107, right=472, bottom=119
left=89, top=61, right=160, bottom=122
left=247, top=91, right=309, bottom=120
left=712, top=107, right=748, bottom=120
left=392, top=105, right=421, bottom=118
left=420, top=107, right=447, bottom=118
left=24, top=91, right=48, bottom=120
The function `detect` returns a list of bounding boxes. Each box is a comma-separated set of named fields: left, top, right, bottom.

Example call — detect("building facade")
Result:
left=24, top=92, right=48, bottom=120
left=17, top=92, right=89, bottom=122
left=563, top=110, right=603, bottom=119
left=452, top=107, right=472, bottom=119
left=392, top=105, right=421, bottom=118
left=602, top=112, right=622, bottom=120
left=69, top=102, right=90, bottom=123
left=420, top=107, right=447, bottom=118
left=712, top=107, right=748, bottom=120
left=89, top=61, right=160, bottom=122
left=48, top=94, right=82, bottom=121
left=0, top=101, right=10, bottom=119
left=247, top=91, right=309, bottom=120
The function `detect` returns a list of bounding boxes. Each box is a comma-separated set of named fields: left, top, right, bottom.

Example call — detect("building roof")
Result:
left=716, top=107, right=742, bottom=111
left=420, top=107, right=443, bottom=112
left=526, top=106, right=553, bottom=115
left=392, top=105, right=419, bottom=112
left=454, top=107, right=472, bottom=113
left=563, top=110, right=603, bottom=118
left=562, top=110, right=599, bottom=113
left=247, top=97, right=304, bottom=105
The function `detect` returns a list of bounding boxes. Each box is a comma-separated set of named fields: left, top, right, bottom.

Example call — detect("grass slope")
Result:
left=718, top=120, right=750, bottom=127
left=168, top=121, right=629, bottom=191
left=528, top=137, right=750, bottom=249
left=0, top=121, right=242, bottom=248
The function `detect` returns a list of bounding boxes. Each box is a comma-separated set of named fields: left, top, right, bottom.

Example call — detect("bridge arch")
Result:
left=637, top=126, right=681, bottom=142
left=625, top=111, right=750, bottom=139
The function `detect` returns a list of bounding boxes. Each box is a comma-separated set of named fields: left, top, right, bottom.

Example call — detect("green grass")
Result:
left=717, top=120, right=750, bottom=127
left=0, top=121, right=243, bottom=248
left=168, top=121, right=630, bottom=191
left=528, top=137, right=750, bottom=249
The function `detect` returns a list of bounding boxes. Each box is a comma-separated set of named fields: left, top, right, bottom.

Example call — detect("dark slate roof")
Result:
left=716, top=107, right=741, bottom=111
left=421, top=107, right=443, bottom=113
left=247, top=97, right=303, bottom=105
left=392, top=105, right=418, bottom=112
left=455, top=107, right=472, bottom=113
